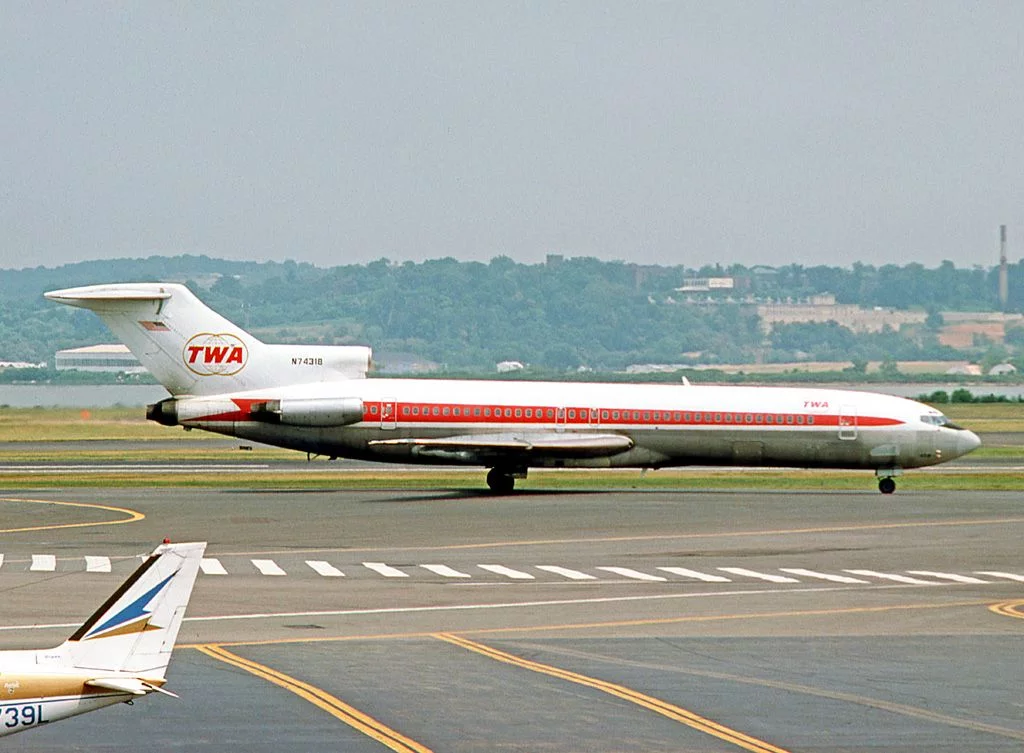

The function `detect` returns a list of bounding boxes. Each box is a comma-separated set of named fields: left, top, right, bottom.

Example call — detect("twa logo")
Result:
left=183, top=333, right=248, bottom=376
left=804, top=400, right=829, bottom=409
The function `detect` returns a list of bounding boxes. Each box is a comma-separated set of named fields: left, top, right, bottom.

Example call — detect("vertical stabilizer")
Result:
left=61, top=541, right=205, bottom=677
left=46, top=283, right=265, bottom=396
left=46, top=283, right=372, bottom=395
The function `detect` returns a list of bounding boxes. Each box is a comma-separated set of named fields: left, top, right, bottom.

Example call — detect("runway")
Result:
left=2, top=487, right=1022, bottom=751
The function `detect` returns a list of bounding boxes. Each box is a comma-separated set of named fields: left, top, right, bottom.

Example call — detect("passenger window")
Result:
left=612, top=411, right=620, bottom=420
left=568, top=409, right=576, bottom=419
left=643, top=412, right=651, bottom=421
left=674, top=412, right=682, bottom=421
left=412, top=406, right=420, bottom=416
left=786, top=415, right=794, bottom=424
left=714, top=413, right=722, bottom=422
left=601, top=410, right=609, bottom=420
left=725, top=414, right=733, bottom=423
left=745, top=414, right=753, bottom=423
left=755, top=414, right=763, bottom=424
left=484, top=408, right=491, bottom=417
left=442, top=407, right=450, bottom=416
left=796, top=415, right=804, bottom=424
left=807, top=415, right=814, bottom=425
left=432, top=407, right=440, bottom=416
left=505, top=408, right=512, bottom=417
left=370, top=405, right=378, bottom=414
left=453, top=407, right=461, bottom=416
left=474, top=407, right=481, bottom=416
left=684, top=412, right=692, bottom=422
left=515, top=408, right=522, bottom=418
left=766, top=415, right=773, bottom=424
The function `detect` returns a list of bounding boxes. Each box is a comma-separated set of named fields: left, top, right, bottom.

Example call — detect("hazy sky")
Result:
left=2, top=2, right=1022, bottom=271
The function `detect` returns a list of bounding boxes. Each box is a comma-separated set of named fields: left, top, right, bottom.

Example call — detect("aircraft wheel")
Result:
left=878, top=477, right=896, bottom=495
left=486, top=468, right=515, bottom=494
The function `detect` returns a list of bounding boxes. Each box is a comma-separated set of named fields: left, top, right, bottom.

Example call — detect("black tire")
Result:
left=486, top=468, right=515, bottom=494
left=878, top=477, right=896, bottom=495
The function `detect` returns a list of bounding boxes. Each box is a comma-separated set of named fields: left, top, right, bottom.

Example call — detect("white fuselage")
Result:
left=155, top=379, right=980, bottom=471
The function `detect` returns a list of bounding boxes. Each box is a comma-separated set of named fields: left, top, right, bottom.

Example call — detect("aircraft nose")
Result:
left=956, top=430, right=981, bottom=457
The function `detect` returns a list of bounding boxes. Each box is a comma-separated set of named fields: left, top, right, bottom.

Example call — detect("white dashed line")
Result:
left=306, top=560, right=345, bottom=577
left=252, top=559, right=286, bottom=576
left=597, top=567, right=667, bottom=582
left=200, top=558, right=228, bottom=575
left=535, top=565, right=598, bottom=580
left=478, top=565, right=535, bottom=580
left=30, top=555, right=56, bottom=572
left=420, top=564, right=472, bottom=578
left=84, top=556, right=111, bottom=573
left=778, top=568, right=868, bottom=584
left=844, top=570, right=936, bottom=585
left=976, top=571, right=1024, bottom=582
left=906, top=570, right=988, bottom=584
left=363, top=562, right=409, bottom=578
left=657, top=567, right=732, bottom=582
left=717, top=567, right=800, bottom=583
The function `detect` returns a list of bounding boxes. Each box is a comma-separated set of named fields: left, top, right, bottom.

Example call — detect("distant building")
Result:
left=676, top=277, right=735, bottom=293
left=945, top=363, right=983, bottom=376
left=0, top=359, right=47, bottom=369
left=55, top=344, right=145, bottom=373
left=989, top=363, right=1018, bottom=376
left=496, top=360, right=525, bottom=373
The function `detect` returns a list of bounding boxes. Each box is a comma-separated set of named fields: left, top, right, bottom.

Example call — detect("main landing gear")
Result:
left=486, top=467, right=525, bottom=494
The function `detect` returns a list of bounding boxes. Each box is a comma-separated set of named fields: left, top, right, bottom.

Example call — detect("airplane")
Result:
left=0, top=541, right=205, bottom=737
left=46, top=283, right=981, bottom=494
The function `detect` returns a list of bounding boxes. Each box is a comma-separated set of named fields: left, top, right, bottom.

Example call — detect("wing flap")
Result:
left=369, top=433, right=632, bottom=458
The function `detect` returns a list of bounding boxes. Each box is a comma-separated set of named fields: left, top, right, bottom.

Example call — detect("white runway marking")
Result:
left=657, top=567, right=731, bottom=582
left=30, top=555, right=56, bottom=572
left=906, top=570, right=988, bottom=584
left=718, top=567, right=800, bottom=583
left=252, top=559, right=287, bottom=576
left=0, top=554, right=4, bottom=570
left=535, top=565, right=597, bottom=580
left=420, top=564, right=472, bottom=578
left=976, top=571, right=1024, bottom=582
left=84, top=556, right=111, bottom=573
left=597, top=567, right=667, bottom=582
left=200, top=558, right=228, bottom=575
left=844, top=570, right=936, bottom=585
left=778, top=568, right=868, bottom=584
left=306, top=560, right=345, bottom=577
left=363, top=562, right=409, bottom=578
left=478, top=564, right=535, bottom=579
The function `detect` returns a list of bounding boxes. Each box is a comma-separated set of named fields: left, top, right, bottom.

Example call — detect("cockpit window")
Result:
left=921, top=414, right=967, bottom=430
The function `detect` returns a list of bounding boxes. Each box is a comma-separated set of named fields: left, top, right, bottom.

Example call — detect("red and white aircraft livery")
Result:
left=46, top=283, right=981, bottom=493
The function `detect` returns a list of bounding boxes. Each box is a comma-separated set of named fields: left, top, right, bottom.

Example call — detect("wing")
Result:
left=368, top=432, right=633, bottom=462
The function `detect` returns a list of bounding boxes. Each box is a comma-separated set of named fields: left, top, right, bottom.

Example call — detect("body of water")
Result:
left=1, top=382, right=1023, bottom=408
left=0, top=384, right=170, bottom=408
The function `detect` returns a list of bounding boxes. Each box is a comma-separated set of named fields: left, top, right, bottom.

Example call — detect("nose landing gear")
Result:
left=876, top=467, right=901, bottom=494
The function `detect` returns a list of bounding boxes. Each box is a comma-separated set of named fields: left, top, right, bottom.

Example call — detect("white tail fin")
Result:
left=60, top=541, right=206, bottom=678
left=46, top=283, right=371, bottom=396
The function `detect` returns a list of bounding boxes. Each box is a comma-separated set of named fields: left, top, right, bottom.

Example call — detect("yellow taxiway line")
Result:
left=0, top=496, right=144, bottom=533
left=435, top=632, right=792, bottom=753
left=989, top=600, right=1024, bottom=620
left=195, top=644, right=433, bottom=753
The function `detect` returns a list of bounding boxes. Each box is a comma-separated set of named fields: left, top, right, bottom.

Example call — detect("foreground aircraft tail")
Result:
left=59, top=541, right=206, bottom=679
left=46, top=283, right=371, bottom=396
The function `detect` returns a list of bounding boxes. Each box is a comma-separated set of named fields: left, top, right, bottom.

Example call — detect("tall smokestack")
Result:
left=999, top=225, right=1008, bottom=309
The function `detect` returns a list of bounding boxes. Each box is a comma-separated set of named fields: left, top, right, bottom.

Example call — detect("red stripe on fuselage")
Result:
left=184, top=398, right=903, bottom=429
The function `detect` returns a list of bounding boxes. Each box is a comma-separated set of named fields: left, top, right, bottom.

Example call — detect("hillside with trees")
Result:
left=1, top=255, right=1022, bottom=373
